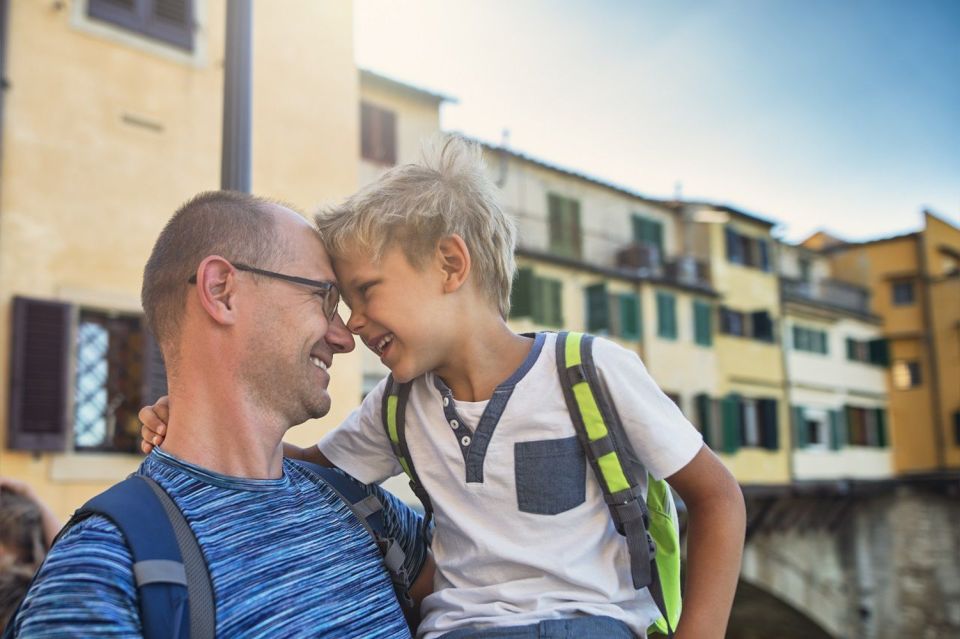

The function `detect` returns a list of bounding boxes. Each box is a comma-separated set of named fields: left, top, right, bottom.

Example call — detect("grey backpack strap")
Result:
left=142, top=476, right=216, bottom=639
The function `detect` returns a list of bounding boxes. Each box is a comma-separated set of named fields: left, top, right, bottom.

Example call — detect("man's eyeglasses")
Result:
left=188, top=262, right=340, bottom=321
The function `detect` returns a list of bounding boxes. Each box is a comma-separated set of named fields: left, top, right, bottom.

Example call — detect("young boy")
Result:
left=143, top=137, right=745, bottom=638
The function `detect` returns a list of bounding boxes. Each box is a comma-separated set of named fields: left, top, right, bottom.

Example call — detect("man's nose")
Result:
left=325, top=313, right=355, bottom=353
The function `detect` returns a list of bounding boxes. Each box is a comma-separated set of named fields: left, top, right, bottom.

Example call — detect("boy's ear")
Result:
left=436, top=234, right=471, bottom=294
left=193, top=256, right=240, bottom=326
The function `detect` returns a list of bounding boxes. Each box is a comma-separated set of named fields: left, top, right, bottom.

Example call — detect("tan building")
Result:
left=1, top=0, right=360, bottom=519
left=694, top=205, right=792, bottom=486
left=810, top=211, right=960, bottom=474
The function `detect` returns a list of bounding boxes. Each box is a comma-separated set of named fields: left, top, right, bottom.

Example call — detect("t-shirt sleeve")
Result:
left=593, top=337, right=704, bottom=481
left=318, top=376, right=404, bottom=485
left=11, top=516, right=143, bottom=638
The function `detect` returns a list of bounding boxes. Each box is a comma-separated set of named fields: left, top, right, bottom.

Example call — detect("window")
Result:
left=631, top=215, right=664, bottom=264
left=581, top=283, right=641, bottom=341
left=695, top=393, right=718, bottom=449
left=954, top=410, right=960, bottom=446
left=846, top=337, right=889, bottom=366
left=547, top=194, right=582, bottom=259
left=510, top=267, right=563, bottom=327
left=792, top=406, right=829, bottom=449
left=693, top=300, right=713, bottom=347
left=360, top=102, right=397, bottom=165
left=844, top=406, right=887, bottom=447
left=87, top=0, right=194, bottom=51
left=798, top=258, right=812, bottom=283
left=719, top=307, right=774, bottom=343
left=891, top=280, right=915, bottom=306
left=724, top=227, right=771, bottom=272
left=656, top=291, right=677, bottom=340
left=8, top=297, right=167, bottom=453
left=892, top=360, right=922, bottom=389
left=719, top=394, right=779, bottom=452
left=792, top=325, right=828, bottom=354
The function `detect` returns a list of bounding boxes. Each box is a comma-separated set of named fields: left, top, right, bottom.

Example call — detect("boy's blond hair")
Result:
left=316, top=135, right=517, bottom=318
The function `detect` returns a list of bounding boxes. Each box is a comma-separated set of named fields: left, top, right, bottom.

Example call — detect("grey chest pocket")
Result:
left=514, top=435, right=587, bottom=515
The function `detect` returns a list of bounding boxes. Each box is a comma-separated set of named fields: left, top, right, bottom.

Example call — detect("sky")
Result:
left=354, top=0, right=960, bottom=243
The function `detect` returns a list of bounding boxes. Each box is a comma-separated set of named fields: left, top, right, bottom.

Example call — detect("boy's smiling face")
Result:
left=334, top=243, right=452, bottom=383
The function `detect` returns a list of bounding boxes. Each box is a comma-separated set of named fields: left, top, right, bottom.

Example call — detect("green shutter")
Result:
left=695, top=393, right=712, bottom=448
left=760, top=399, right=779, bottom=450
left=549, top=280, right=563, bottom=327
left=846, top=337, right=857, bottom=361
left=548, top=194, right=581, bottom=259
left=619, top=293, right=640, bottom=340
left=869, top=338, right=890, bottom=367
left=657, top=291, right=677, bottom=340
left=793, top=406, right=808, bottom=449
left=829, top=409, right=844, bottom=450
left=568, top=199, right=582, bottom=259
left=510, top=267, right=534, bottom=318
left=721, top=394, right=741, bottom=454
left=875, top=408, right=887, bottom=447
left=585, top=283, right=609, bottom=333
left=694, top=301, right=712, bottom=347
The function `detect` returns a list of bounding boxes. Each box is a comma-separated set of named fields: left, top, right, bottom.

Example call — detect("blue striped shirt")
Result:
left=11, top=449, right=427, bottom=638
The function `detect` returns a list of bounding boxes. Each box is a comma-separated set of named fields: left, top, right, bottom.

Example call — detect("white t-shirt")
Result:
left=319, top=332, right=703, bottom=638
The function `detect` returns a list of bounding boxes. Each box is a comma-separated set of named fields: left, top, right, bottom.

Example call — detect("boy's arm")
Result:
left=282, top=442, right=333, bottom=467
left=666, top=445, right=746, bottom=639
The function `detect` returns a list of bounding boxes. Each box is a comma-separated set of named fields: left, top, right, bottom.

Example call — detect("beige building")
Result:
left=779, top=244, right=892, bottom=481
left=1, top=0, right=360, bottom=519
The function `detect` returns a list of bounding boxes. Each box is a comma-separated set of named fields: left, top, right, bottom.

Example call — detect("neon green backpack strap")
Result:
left=381, top=375, right=434, bottom=525
left=555, top=331, right=680, bottom=637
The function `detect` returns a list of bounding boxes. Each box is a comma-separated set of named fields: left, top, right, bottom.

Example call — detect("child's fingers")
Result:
left=140, top=440, right=154, bottom=455
left=154, top=395, right=170, bottom=424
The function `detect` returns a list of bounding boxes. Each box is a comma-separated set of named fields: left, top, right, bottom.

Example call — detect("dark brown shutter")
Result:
left=145, top=0, right=194, bottom=51
left=8, top=297, right=72, bottom=451
left=381, top=108, right=397, bottom=165
left=88, top=0, right=193, bottom=51
left=141, top=326, right=168, bottom=406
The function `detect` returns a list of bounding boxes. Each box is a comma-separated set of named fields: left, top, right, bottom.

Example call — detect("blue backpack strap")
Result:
left=291, top=462, right=414, bottom=613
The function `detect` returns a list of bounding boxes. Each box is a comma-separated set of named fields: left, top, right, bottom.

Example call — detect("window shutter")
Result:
left=725, top=227, right=741, bottom=264
left=656, top=292, right=676, bottom=339
left=380, top=108, right=397, bottom=165
left=695, top=393, right=712, bottom=448
left=844, top=405, right=856, bottom=445
left=141, top=328, right=169, bottom=406
left=759, top=399, right=779, bottom=450
left=752, top=311, right=773, bottom=342
left=721, top=394, right=741, bottom=454
left=8, top=297, right=72, bottom=451
left=828, top=410, right=843, bottom=450
left=758, top=240, right=771, bottom=272
left=510, top=267, right=534, bottom=319
left=868, top=338, right=890, bottom=367
left=145, top=0, right=194, bottom=51
left=819, top=331, right=829, bottom=355
left=568, top=199, right=582, bottom=259
left=585, top=283, right=609, bottom=333
left=548, top=195, right=564, bottom=255
left=846, top=337, right=857, bottom=361
left=793, top=406, right=808, bottom=449
left=694, top=301, right=712, bottom=346
left=874, top=408, right=887, bottom=448
left=549, top=280, right=564, bottom=327
left=619, top=293, right=640, bottom=340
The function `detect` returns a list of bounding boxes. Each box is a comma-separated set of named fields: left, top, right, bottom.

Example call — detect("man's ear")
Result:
left=193, top=256, right=240, bottom=326
left=436, top=235, right=471, bottom=294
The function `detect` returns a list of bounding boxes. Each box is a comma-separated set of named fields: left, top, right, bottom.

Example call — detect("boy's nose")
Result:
left=345, top=309, right=364, bottom=335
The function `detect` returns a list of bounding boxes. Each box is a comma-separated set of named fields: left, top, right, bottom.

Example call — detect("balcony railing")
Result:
left=615, top=243, right=711, bottom=288
left=782, top=277, right=871, bottom=314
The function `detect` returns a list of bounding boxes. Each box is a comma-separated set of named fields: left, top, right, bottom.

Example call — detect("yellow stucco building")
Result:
left=0, top=0, right=361, bottom=518
left=812, top=211, right=960, bottom=474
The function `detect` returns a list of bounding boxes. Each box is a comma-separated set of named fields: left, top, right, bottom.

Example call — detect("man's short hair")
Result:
left=141, top=191, right=291, bottom=356
left=316, top=135, right=517, bottom=319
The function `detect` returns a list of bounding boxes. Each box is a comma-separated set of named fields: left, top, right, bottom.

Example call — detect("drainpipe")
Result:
left=916, top=227, right=946, bottom=470
left=0, top=0, right=9, bottom=197
left=221, top=0, right=252, bottom=192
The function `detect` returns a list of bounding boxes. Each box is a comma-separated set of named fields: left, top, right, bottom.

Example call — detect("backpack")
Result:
left=3, top=461, right=415, bottom=639
left=381, top=331, right=682, bottom=637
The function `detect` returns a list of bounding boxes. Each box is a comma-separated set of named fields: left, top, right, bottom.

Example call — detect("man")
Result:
left=8, top=191, right=432, bottom=638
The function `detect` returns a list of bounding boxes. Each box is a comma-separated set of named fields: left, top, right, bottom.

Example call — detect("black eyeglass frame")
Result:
left=188, top=262, right=340, bottom=321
